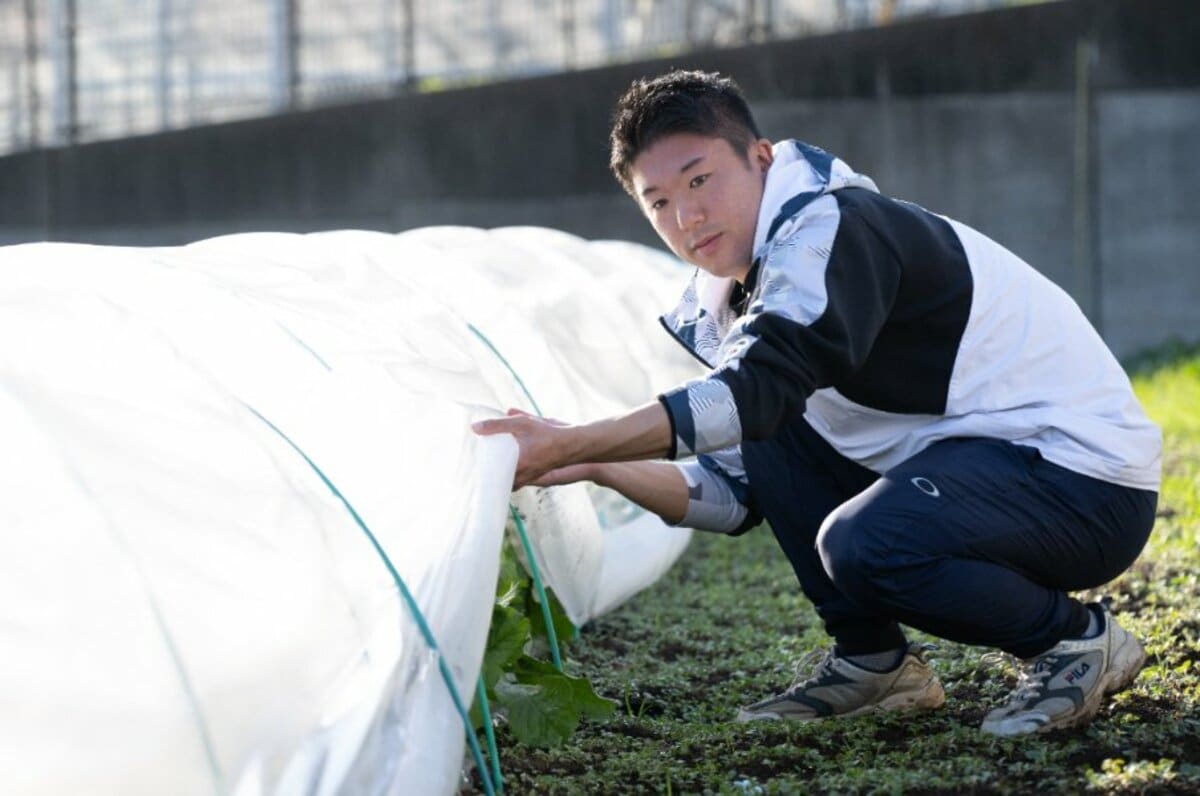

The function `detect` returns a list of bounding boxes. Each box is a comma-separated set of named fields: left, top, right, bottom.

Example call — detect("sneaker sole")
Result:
left=735, top=676, right=946, bottom=723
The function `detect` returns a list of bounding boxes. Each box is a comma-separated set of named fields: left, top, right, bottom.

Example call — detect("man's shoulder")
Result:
left=830, top=187, right=933, bottom=224
left=754, top=143, right=881, bottom=254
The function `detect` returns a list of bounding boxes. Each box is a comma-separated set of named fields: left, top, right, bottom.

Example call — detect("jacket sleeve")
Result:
left=658, top=196, right=901, bottom=458
left=669, top=445, right=760, bottom=535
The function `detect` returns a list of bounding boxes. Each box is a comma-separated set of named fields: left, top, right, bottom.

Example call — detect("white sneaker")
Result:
left=981, top=604, right=1145, bottom=736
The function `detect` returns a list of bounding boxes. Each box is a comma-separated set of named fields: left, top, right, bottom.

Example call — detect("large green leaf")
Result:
left=512, top=655, right=616, bottom=721
left=567, top=674, right=617, bottom=721
left=476, top=539, right=611, bottom=745
left=494, top=678, right=579, bottom=748
left=511, top=654, right=559, bottom=678
left=481, top=604, right=530, bottom=692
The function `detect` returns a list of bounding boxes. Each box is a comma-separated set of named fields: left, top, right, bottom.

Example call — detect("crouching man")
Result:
left=474, top=70, right=1160, bottom=736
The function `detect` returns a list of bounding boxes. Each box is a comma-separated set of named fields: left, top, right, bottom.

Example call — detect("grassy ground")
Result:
left=479, top=344, right=1200, bottom=794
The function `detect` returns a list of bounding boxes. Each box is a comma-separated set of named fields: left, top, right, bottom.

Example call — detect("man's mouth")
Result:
left=691, top=232, right=722, bottom=255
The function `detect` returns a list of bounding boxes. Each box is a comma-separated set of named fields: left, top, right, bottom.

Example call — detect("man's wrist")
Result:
left=561, top=421, right=599, bottom=467
left=583, top=462, right=611, bottom=486
left=552, top=402, right=672, bottom=470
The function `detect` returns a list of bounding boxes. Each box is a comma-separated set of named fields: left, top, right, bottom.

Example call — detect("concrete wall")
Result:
left=754, top=89, right=1200, bottom=357
left=1, top=0, right=1197, bottom=356
left=1096, top=91, right=1200, bottom=355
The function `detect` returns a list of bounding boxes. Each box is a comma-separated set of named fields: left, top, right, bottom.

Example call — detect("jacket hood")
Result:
left=751, top=140, right=879, bottom=261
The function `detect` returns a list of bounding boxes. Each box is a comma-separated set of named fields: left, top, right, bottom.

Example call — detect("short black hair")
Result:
left=609, top=69, right=762, bottom=197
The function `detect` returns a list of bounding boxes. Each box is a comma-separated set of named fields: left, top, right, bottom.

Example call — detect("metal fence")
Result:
left=0, top=0, right=1024, bottom=155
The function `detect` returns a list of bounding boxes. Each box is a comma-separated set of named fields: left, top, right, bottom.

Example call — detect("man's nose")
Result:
left=676, top=196, right=705, bottom=229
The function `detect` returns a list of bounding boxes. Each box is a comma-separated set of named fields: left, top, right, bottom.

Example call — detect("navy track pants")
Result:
left=741, top=416, right=1157, bottom=658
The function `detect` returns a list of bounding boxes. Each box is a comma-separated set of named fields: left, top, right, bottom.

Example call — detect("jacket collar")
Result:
left=659, top=140, right=879, bottom=366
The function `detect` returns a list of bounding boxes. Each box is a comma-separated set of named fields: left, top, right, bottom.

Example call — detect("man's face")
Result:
left=630, top=132, right=774, bottom=282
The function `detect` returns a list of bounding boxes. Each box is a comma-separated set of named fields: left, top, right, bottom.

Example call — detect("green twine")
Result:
left=509, top=504, right=564, bottom=672
left=466, top=322, right=545, bottom=417
left=477, top=676, right=503, bottom=792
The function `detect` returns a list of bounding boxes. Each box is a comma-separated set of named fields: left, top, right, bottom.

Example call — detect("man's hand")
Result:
left=472, top=402, right=673, bottom=491
left=472, top=407, right=689, bottom=523
left=472, top=409, right=578, bottom=489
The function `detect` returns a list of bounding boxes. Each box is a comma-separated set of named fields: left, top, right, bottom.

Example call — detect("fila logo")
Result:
left=911, top=477, right=940, bottom=497
left=1064, top=662, right=1091, bottom=684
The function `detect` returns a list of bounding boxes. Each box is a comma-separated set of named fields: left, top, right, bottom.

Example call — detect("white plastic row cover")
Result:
left=0, top=226, right=702, bottom=795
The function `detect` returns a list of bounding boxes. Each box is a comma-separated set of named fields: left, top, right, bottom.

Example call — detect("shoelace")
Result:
left=785, top=648, right=837, bottom=692
left=998, top=654, right=1060, bottom=707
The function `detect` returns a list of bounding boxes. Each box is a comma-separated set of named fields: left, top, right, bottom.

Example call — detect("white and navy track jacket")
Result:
left=660, top=140, right=1162, bottom=534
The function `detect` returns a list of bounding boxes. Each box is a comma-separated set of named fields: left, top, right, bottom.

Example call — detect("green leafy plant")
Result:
left=473, top=521, right=615, bottom=748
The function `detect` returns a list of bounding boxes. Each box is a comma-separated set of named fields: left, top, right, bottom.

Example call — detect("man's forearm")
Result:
left=564, top=401, right=673, bottom=465
left=588, top=460, right=689, bottom=525
left=473, top=401, right=675, bottom=489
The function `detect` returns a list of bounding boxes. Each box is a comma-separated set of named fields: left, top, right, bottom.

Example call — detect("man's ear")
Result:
left=752, top=138, right=774, bottom=173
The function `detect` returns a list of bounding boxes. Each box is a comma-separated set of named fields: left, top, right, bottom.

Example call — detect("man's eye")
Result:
left=690, top=174, right=709, bottom=189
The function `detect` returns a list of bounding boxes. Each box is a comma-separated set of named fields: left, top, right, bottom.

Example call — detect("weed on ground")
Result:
left=469, top=344, right=1200, bottom=794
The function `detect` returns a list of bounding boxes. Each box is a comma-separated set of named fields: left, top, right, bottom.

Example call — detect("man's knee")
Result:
left=816, top=510, right=891, bottom=608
